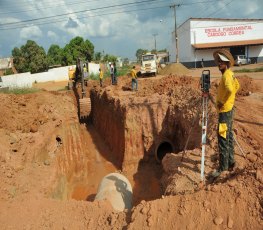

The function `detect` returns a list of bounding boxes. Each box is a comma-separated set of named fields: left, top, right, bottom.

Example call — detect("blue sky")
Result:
left=0, top=0, right=262, bottom=60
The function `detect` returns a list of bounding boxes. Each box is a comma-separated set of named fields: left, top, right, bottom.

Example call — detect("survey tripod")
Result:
left=181, top=70, right=245, bottom=182
left=181, top=70, right=210, bottom=182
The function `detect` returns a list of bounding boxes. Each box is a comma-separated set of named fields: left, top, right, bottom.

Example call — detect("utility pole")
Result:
left=170, top=4, right=180, bottom=63
left=153, top=33, right=158, bottom=53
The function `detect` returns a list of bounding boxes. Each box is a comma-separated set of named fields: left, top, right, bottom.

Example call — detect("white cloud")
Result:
left=47, top=31, right=58, bottom=40
left=243, top=1, right=258, bottom=16
left=20, top=25, right=43, bottom=39
left=0, top=17, right=21, bottom=24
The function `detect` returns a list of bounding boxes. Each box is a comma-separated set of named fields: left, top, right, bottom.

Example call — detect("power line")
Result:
left=0, top=4, right=171, bottom=31
left=0, top=0, right=105, bottom=15
left=0, top=0, right=161, bottom=27
left=0, top=0, right=99, bottom=10
left=177, top=0, right=236, bottom=32
left=0, top=0, right=221, bottom=31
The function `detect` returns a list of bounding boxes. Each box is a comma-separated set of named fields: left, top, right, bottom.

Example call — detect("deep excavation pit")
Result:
left=52, top=76, right=205, bottom=207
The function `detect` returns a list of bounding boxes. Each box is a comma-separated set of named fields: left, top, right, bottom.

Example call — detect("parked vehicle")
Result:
left=234, top=55, right=251, bottom=66
left=140, top=53, right=158, bottom=76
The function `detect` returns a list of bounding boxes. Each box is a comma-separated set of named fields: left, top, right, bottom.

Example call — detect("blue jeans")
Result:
left=132, top=78, right=138, bottom=91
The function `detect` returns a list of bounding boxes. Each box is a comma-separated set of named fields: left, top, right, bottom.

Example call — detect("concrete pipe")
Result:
left=95, top=173, right=133, bottom=212
left=155, top=140, right=174, bottom=163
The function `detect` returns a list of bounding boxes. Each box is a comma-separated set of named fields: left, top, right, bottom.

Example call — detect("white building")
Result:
left=172, top=18, right=263, bottom=68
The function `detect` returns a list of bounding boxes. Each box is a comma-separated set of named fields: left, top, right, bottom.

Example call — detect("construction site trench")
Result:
left=54, top=75, right=203, bottom=206
left=0, top=64, right=262, bottom=229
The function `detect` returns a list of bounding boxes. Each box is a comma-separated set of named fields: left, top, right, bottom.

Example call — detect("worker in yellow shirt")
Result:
left=99, top=68, right=103, bottom=87
left=211, top=49, right=240, bottom=178
left=130, top=66, right=138, bottom=91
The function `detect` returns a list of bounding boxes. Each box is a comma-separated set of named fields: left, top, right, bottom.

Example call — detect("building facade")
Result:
left=173, top=18, right=263, bottom=68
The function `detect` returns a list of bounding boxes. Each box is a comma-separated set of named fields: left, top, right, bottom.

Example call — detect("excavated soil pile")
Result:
left=211, top=75, right=257, bottom=97
left=236, top=75, right=258, bottom=96
left=158, top=63, right=190, bottom=75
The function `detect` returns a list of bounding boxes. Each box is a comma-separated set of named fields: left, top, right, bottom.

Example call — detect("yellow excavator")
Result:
left=68, top=58, right=91, bottom=121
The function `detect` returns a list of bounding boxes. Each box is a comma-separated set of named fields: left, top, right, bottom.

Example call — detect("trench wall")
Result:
left=91, top=91, right=126, bottom=168
left=91, top=90, right=201, bottom=173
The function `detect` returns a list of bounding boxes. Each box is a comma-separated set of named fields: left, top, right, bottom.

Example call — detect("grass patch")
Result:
left=234, top=67, right=263, bottom=73
left=57, top=86, right=69, bottom=91
left=89, top=65, right=133, bottom=81
left=1, top=87, right=40, bottom=95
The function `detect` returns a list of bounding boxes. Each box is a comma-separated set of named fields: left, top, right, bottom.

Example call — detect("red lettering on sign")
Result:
left=204, top=25, right=253, bottom=37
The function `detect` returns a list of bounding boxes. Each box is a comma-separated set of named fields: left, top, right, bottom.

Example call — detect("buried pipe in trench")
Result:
left=94, top=173, right=133, bottom=212
left=155, top=140, right=174, bottom=163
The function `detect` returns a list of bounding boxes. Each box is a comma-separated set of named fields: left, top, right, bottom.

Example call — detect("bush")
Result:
left=4, top=69, right=14, bottom=76
left=234, top=67, right=263, bottom=73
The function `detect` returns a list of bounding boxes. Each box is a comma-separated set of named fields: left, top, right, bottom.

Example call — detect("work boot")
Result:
left=211, top=169, right=222, bottom=178
left=228, top=162, right=236, bottom=172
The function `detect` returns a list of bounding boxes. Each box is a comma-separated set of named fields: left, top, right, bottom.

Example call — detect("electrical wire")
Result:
left=0, top=4, right=172, bottom=31
left=0, top=0, right=162, bottom=26
left=0, top=0, right=109, bottom=15
left=0, top=0, right=221, bottom=30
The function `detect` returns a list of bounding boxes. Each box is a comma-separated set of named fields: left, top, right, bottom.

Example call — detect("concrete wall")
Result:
left=0, top=63, right=100, bottom=88
left=177, top=20, right=192, bottom=63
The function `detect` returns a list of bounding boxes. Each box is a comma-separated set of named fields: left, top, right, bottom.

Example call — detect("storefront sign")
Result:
left=204, top=25, right=253, bottom=37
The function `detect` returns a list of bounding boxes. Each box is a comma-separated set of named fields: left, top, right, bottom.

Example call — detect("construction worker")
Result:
left=99, top=68, right=103, bottom=87
left=211, top=49, right=240, bottom=178
left=109, top=62, right=114, bottom=85
left=130, top=66, right=138, bottom=91
left=113, top=62, right=117, bottom=85
left=83, top=64, right=88, bottom=79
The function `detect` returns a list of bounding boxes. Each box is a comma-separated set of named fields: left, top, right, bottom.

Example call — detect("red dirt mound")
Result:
left=159, top=63, right=190, bottom=75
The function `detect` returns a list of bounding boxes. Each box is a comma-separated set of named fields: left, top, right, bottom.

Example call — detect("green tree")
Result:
left=61, top=36, right=94, bottom=66
left=47, top=44, right=63, bottom=66
left=123, top=58, right=129, bottom=66
left=12, top=40, right=48, bottom=73
left=94, top=52, right=102, bottom=61
left=135, top=49, right=148, bottom=62
left=102, top=54, right=117, bottom=63
left=158, top=49, right=167, bottom=52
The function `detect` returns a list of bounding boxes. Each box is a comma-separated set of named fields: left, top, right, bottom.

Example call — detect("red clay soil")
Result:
left=0, top=71, right=262, bottom=229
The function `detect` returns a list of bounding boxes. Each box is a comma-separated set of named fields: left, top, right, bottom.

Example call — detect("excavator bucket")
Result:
left=79, top=97, right=91, bottom=119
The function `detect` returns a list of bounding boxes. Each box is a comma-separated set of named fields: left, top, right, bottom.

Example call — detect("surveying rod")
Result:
left=200, top=70, right=210, bottom=182
left=200, top=92, right=209, bottom=181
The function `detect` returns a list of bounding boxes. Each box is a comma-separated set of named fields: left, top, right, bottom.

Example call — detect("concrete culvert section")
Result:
left=95, top=173, right=133, bottom=212
left=155, top=141, right=174, bottom=162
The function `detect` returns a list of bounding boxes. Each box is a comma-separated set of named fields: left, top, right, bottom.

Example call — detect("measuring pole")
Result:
left=201, top=92, right=209, bottom=181
left=170, top=4, right=180, bottom=63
